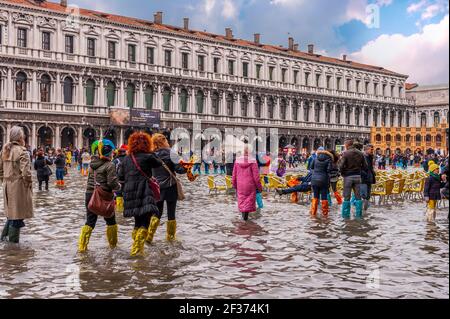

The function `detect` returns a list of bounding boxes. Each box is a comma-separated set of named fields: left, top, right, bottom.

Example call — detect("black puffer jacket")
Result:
left=310, top=150, right=333, bottom=187
left=34, top=156, right=53, bottom=182
left=118, top=153, right=161, bottom=218
left=424, top=174, right=445, bottom=200
left=86, top=156, right=120, bottom=194
left=338, top=146, right=368, bottom=177
left=361, top=153, right=376, bottom=184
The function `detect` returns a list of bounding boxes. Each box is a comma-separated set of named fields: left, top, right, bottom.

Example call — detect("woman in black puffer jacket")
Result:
left=309, top=148, right=333, bottom=216
left=117, top=132, right=161, bottom=256
left=145, top=133, right=187, bottom=244
left=34, top=149, right=53, bottom=191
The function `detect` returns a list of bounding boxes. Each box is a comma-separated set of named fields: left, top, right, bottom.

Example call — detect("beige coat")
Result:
left=0, top=142, right=34, bottom=220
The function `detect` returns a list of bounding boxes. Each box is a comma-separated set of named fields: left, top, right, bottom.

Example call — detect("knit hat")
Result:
left=428, top=163, right=439, bottom=173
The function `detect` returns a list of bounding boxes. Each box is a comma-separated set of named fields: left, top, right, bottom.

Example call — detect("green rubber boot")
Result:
left=1, top=221, right=9, bottom=241
left=8, top=226, right=20, bottom=243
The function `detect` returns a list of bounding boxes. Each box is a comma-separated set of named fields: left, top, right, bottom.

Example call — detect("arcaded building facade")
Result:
left=0, top=0, right=414, bottom=152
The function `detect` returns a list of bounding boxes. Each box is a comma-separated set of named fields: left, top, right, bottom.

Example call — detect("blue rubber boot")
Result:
left=327, top=193, right=332, bottom=207
left=341, top=201, right=351, bottom=218
left=355, top=200, right=363, bottom=218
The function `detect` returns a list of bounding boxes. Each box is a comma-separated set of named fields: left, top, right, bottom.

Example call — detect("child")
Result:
left=424, top=163, right=445, bottom=221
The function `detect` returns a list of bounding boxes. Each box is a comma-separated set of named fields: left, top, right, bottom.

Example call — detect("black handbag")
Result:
left=44, top=165, right=53, bottom=176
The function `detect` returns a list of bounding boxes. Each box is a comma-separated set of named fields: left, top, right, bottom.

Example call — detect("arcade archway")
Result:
left=38, top=126, right=53, bottom=148
left=61, top=127, right=75, bottom=149
left=83, top=128, right=97, bottom=149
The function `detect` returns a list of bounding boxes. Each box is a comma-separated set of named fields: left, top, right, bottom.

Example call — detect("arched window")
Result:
left=268, top=97, right=274, bottom=119
left=364, top=108, right=369, bottom=126
left=436, top=134, right=442, bottom=143
left=406, top=111, right=410, bottom=127
left=314, top=102, right=321, bottom=122
left=63, top=76, right=73, bottom=104
left=426, top=134, right=432, bottom=142
left=196, top=90, right=204, bottom=114
left=144, top=85, right=153, bottom=109
left=398, top=110, right=403, bottom=127
left=292, top=100, right=298, bottom=121
left=162, top=86, right=171, bottom=111
left=106, top=81, right=116, bottom=107
left=126, top=83, right=135, bottom=108
left=325, top=103, right=331, bottom=123
left=390, top=111, right=395, bottom=127
left=416, top=134, right=422, bottom=142
left=420, top=113, right=427, bottom=127
left=304, top=101, right=310, bottom=122
left=395, top=134, right=402, bottom=142
left=345, top=106, right=351, bottom=125
left=405, top=134, right=411, bottom=142
left=254, top=96, right=261, bottom=118
left=373, top=109, right=378, bottom=127
left=179, top=88, right=188, bottom=113
left=386, top=134, right=391, bottom=142
left=85, top=79, right=95, bottom=106
left=40, top=74, right=51, bottom=102
left=355, top=107, right=360, bottom=126
left=382, top=109, right=387, bottom=126
left=335, top=104, right=341, bottom=124
left=241, top=95, right=248, bottom=118
left=433, top=111, right=440, bottom=127
left=211, top=91, right=219, bottom=115
left=376, top=134, right=382, bottom=142
left=280, top=99, right=287, bottom=120
left=16, top=72, right=27, bottom=101
left=226, top=93, right=234, bottom=116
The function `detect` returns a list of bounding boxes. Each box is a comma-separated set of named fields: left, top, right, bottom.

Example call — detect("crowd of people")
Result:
left=0, top=125, right=448, bottom=253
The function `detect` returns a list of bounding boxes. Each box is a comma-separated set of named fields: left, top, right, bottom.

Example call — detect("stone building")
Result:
left=0, top=0, right=414, bottom=152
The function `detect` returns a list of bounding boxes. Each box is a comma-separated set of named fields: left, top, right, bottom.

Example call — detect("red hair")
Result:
left=127, top=131, right=153, bottom=154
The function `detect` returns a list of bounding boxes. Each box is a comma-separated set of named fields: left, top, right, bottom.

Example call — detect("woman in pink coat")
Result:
left=232, top=148, right=263, bottom=220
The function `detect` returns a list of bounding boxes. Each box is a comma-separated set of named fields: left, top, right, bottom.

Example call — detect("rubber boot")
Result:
left=1, top=221, right=10, bottom=241
left=342, top=201, right=351, bottom=218
left=7, top=226, right=20, bottom=243
left=131, top=228, right=138, bottom=241
left=166, top=220, right=177, bottom=241
left=242, top=212, right=249, bottom=221
left=130, top=228, right=147, bottom=257
left=334, top=191, right=343, bottom=205
left=327, top=193, right=332, bottom=207
left=115, top=197, right=124, bottom=214
left=310, top=198, right=319, bottom=216
left=106, top=224, right=118, bottom=249
left=146, top=216, right=160, bottom=244
left=78, top=225, right=93, bottom=253
left=321, top=200, right=329, bottom=217
left=355, top=200, right=363, bottom=218
left=61, top=180, right=65, bottom=188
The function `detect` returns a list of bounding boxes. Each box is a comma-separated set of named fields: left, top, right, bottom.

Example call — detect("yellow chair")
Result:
left=371, top=179, right=395, bottom=205
left=392, top=179, right=406, bottom=199
left=207, top=176, right=227, bottom=194
left=268, top=175, right=287, bottom=191
left=225, top=175, right=235, bottom=194
left=404, top=177, right=426, bottom=200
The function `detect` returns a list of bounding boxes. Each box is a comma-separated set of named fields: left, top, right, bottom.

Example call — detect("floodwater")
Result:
left=0, top=167, right=448, bottom=299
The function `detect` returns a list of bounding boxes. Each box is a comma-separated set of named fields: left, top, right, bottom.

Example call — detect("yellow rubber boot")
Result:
left=106, top=224, right=118, bottom=249
left=146, top=216, right=160, bottom=244
left=116, top=197, right=124, bottom=214
left=166, top=220, right=177, bottom=241
left=131, top=228, right=138, bottom=241
left=78, top=225, right=93, bottom=253
left=130, top=227, right=147, bottom=257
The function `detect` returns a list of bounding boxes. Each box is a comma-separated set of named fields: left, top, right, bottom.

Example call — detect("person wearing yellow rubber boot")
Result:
left=78, top=139, right=120, bottom=253
left=117, top=132, right=161, bottom=256
left=309, top=147, right=333, bottom=217
left=147, top=134, right=187, bottom=243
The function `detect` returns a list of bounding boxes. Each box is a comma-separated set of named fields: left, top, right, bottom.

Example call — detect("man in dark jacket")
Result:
left=360, top=144, right=376, bottom=211
left=338, top=139, right=368, bottom=218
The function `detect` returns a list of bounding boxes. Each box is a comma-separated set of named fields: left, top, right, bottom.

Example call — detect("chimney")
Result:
left=293, top=44, right=299, bottom=51
left=254, top=33, right=260, bottom=45
left=225, top=28, right=233, bottom=39
left=60, top=0, right=67, bottom=7
left=308, top=44, right=314, bottom=54
left=183, top=18, right=189, bottom=30
left=154, top=11, right=163, bottom=24
left=288, top=37, right=294, bottom=50
left=342, top=54, right=347, bottom=61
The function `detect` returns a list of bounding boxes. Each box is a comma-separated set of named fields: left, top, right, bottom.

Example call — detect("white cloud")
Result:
left=422, top=4, right=442, bottom=19
left=407, top=0, right=427, bottom=13
left=204, top=0, right=216, bottom=16
left=349, top=15, right=449, bottom=84
left=222, top=0, right=237, bottom=19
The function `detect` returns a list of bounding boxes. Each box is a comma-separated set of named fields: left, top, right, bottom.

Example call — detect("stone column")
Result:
left=100, top=127, right=104, bottom=139
left=221, top=91, right=226, bottom=116
left=78, top=77, right=84, bottom=106
left=287, top=99, right=292, bottom=121
left=31, top=123, right=37, bottom=150
left=299, top=100, right=304, bottom=122
left=350, top=106, right=355, bottom=125
left=6, top=68, right=12, bottom=100
left=99, top=78, right=105, bottom=107
left=119, top=81, right=125, bottom=107
left=174, top=86, right=179, bottom=112
left=55, top=125, right=61, bottom=149
left=274, top=98, right=280, bottom=120
left=6, top=123, right=11, bottom=143
left=321, top=101, right=326, bottom=123
left=236, top=94, right=241, bottom=118
left=78, top=126, right=83, bottom=149
left=369, top=108, right=374, bottom=127
left=308, top=102, right=314, bottom=122
left=32, top=71, right=38, bottom=104
left=206, top=90, right=211, bottom=115
left=190, top=88, right=195, bottom=113
left=156, top=84, right=162, bottom=110
left=330, top=104, right=336, bottom=124
left=55, top=73, right=61, bottom=104
left=119, top=128, right=124, bottom=146
left=249, top=95, right=255, bottom=118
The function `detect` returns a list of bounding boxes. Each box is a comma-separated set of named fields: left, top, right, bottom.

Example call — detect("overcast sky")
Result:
left=67, top=0, right=449, bottom=84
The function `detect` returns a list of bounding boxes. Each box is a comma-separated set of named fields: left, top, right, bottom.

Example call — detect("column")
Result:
left=119, top=81, right=125, bottom=107
left=174, top=87, right=179, bottom=112
left=221, top=91, right=226, bottom=116
left=6, top=123, right=11, bottom=143
left=100, top=127, right=104, bottom=139
left=7, top=68, right=12, bottom=100
left=156, top=84, right=162, bottom=110
left=377, top=108, right=382, bottom=127
left=119, top=128, right=124, bottom=146
left=299, top=100, right=304, bottom=122
left=249, top=95, right=255, bottom=118
left=190, top=88, right=195, bottom=113
left=359, top=108, right=364, bottom=126
left=369, top=108, right=374, bottom=127
left=320, top=101, right=326, bottom=123
left=350, top=106, right=355, bottom=125
left=78, top=126, right=83, bottom=149
left=330, top=104, right=336, bottom=124
left=31, top=123, right=37, bottom=150
left=55, top=125, right=61, bottom=149
left=206, top=90, right=211, bottom=115
left=274, top=97, right=280, bottom=120
left=308, top=101, right=314, bottom=122
left=99, top=78, right=105, bottom=107
left=78, top=77, right=84, bottom=106
left=287, top=99, right=292, bottom=121
left=55, top=73, right=61, bottom=104
left=32, top=71, right=38, bottom=103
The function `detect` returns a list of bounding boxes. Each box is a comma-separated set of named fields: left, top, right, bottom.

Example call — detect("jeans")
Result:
left=343, top=175, right=362, bottom=201
left=82, top=163, right=89, bottom=171
left=312, top=185, right=329, bottom=200
left=156, top=200, right=177, bottom=220
left=56, top=168, right=65, bottom=180
left=281, top=184, right=311, bottom=194
left=85, top=193, right=116, bottom=228
left=330, top=181, right=338, bottom=193
left=360, top=183, right=372, bottom=200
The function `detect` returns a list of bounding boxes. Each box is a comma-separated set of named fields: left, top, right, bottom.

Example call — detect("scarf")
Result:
left=429, top=172, right=440, bottom=181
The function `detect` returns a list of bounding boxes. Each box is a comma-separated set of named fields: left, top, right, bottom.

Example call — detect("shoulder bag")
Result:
left=131, top=154, right=161, bottom=202
left=88, top=168, right=115, bottom=218
left=159, top=159, right=185, bottom=201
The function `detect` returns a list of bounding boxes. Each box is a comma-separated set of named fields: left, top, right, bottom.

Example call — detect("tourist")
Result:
left=0, top=126, right=33, bottom=243
left=78, top=139, right=120, bottom=253
left=81, top=148, right=92, bottom=177
left=424, top=163, right=445, bottom=222
left=145, top=133, right=187, bottom=244
left=65, top=148, right=72, bottom=168
left=276, top=171, right=312, bottom=196
left=360, top=144, right=376, bottom=211
left=329, top=150, right=343, bottom=205
left=54, top=148, right=66, bottom=188
left=338, top=139, right=367, bottom=218
left=309, top=147, right=333, bottom=216
left=34, top=148, right=53, bottom=191
left=117, top=132, right=161, bottom=256
left=232, top=146, right=263, bottom=221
